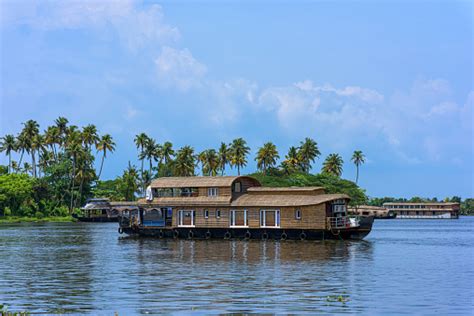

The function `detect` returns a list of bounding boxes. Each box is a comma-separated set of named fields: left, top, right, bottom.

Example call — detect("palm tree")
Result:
left=297, top=137, right=320, bottom=173
left=31, top=134, right=46, bottom=177
left=54, top=116, right=69, bottom=150
left=44, top=126, right=60, bottom=160
left=351, top=150, right=365, bottom=184
left=217, top=142, right=230, bottom=176
left=141, top=138, right=160, bottom=177
left=134, top=133, right=149, bottom=194
left=66, top=130, right=83, bottom=211
left=201, top=149, right=219, bottom=176
left=256, top=142, right=279, bottom=174
left=82, top=124, right=99, bottom=150
left=229, top=138, right=250, bottom=175
left=122, top=162, right=140, bottom=201
left=16, top=132, right=29, bottom=167
left=96, top=134, right=116, bottom=179
left=280, top=146, right=299, bottom=174
left=161, top=141, right=175, bottom=164
left=174, top=146, right=195, bottom=176
left=197, top=150, right=207, bottom=175
left=0, top=134, right=16, bottom=173
left=322, top=153, right=344, bottom=177
left=22, top=120, right=40, bottom=177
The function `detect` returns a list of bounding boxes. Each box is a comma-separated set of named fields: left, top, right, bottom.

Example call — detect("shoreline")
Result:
left=0, top=216, right=76, bottom=224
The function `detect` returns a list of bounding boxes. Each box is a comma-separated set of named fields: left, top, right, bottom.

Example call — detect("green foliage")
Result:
left=0, top=165, right=8, bottom=175
left=0, top=173, right=36, bottom=215
left=461, top=198, right=474, bottom=215
left=4, top=207, right=11, bottom=216
left=92, top=179, right=125, bottom=201
left=249, top=172, right=368, bottom=206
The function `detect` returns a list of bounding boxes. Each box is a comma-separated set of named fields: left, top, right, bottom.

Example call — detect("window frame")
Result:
left=216, top=209, right=221, bottom=219
left=178, top=209, right=195, bottom=227
left=260, top=209, right=280, bottom=228
left=208, top=187, right=218, bottom=197
left=295, top=209, right=302, bottom=220
left=230, top=209, right=248, bottom=228
left=204, top=209, right=209, bottom=219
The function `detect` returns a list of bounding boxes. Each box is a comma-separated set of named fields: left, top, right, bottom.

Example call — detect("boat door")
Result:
left=162, top=207, right=173, bottom=226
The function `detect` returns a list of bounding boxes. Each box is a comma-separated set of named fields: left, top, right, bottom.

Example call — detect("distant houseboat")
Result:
left=117, top=176, right=374, bottom=240
left=75, top=198, right=138, bottom=222
left=348, top=205, right=397, bottom=219
left=383, top=202, right=460, bottom=219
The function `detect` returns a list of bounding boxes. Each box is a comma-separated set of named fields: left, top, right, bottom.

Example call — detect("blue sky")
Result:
left=0, top=0, right=472, bottom=199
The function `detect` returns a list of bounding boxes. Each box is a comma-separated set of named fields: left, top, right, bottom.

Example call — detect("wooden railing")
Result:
left=327, top=216, right=360, bottom=229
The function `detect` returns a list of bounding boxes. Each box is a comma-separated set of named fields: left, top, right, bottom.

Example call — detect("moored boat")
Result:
left=348, top=205, right=397, bottom=219
left=75, top=198, right=138, bottom=222
left=117, top=176, right=373, bottom=240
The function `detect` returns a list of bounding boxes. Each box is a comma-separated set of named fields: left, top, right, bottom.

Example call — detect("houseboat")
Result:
left=383, top=202, right=460, bottom=219
left=75, top=198, right=138, bottom=222
left=117, top=176, right=374, bottom=240
left=348, top=205, right=397, bottom=219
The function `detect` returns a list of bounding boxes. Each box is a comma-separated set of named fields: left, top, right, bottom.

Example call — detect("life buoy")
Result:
left=281, top=232, right=288, bottom=240
left=245, top=231, right=251, bottom=239
left=159, top=230, right=164, bottom=238
left=188, top=230, right=194, bottom=239
left=118, top=227, right=123, bottom=234
left=262, top=232, right=268, bottom=240
left=205, top=231, right=211, bottom=239
left=173, top=230, right=179, bottom=238
left=300, top=232, right=307, bottom=240
left=224, top=231, right=231, bottom=239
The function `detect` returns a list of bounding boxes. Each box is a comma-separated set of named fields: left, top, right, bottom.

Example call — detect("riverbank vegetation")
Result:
left=1, top=117, right=471, bottom=219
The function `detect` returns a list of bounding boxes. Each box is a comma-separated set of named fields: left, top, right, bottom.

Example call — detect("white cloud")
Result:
left=154, top=46, right=207, bottom=91
left=1, top=0, right=180, bottom=50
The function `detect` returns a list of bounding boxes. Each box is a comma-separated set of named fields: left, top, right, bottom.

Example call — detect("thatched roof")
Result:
left=247, top=186, right=325, bottom=195
left=231, top=193, right=349, bottom=207
left=150, top=176, right=260, bottom=188
left=138, top=196, right=232, bottom=207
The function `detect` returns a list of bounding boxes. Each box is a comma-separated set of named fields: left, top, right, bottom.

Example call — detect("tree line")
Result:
left=0, top=117, right=368, bottom=217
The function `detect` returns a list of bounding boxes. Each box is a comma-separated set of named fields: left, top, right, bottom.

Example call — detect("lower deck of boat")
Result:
left=119, top=222, right=373, bottom=241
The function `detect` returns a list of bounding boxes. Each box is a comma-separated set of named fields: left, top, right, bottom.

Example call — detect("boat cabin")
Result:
left=118, top=176, right=372, bottom=240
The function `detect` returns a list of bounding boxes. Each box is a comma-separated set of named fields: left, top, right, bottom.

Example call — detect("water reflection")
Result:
left=1, top=220, right=473, bottom=315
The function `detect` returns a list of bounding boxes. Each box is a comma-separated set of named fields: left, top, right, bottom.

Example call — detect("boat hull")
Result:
left=119, top=216, right=374, bottom=241
left=73, top=214, right=118, bottom=222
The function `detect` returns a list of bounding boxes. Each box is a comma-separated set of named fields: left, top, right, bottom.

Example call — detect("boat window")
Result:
left=178, top=210, right=195, bottom=227
left=208, top=187, right=218, bottom=197
left=260, top=209, right=280, bottom=228
left=230, top=210, right=248, bottom=227
left=204, top=209, right=209, bottom=219
left=216, top=209, right=221, bottom=218
left=295, top=209, right=301, bottom=220
left=234, top=181, right=242, bottom=193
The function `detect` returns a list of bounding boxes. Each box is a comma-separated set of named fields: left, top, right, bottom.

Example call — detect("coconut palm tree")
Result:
left=96, top=134, right=115, bottom=179
left=122, top=161, right=140, bottom=201
left=280, top=146, right=299, bottom=174
left=351, top=150, right=365, bottom=184
left=197, top=150, right=207, bottom=175
left=141, top=138, right=160, bottom=177
left=44, top=126, right=60, bottom=160
left=82, top=124, right=99, bottom=150
left=217, top=142, right=229, bottom=176
left=16, top=132, right=29, bottom=167
left=134, top=133, right=149, bottom=194
left=201, top=149, right=219, bottom=176
left=21, top=120, right=40, bottom=177
left=229, top=138, right=250, bottom=175
left=54, top=116, right=69, bottom=150
left=322, top=153, right=344, bottom=177
left=161, top=141, right=175, bottom=164
left=256, top=142, right=279, bottom=174
left=297, top=137, right=320, bottom=173
left=31, top=134, right=46, bottom=177
left=67, top=130, right=83, bottom=211
left=0, top=134, right=16, bottom=173
left=174, top=146, right=195, bottom=176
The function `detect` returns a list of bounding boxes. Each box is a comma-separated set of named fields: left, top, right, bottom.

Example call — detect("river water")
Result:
left=0, top=217, right=473, bottom=315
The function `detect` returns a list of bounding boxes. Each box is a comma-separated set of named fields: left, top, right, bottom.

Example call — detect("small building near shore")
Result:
left=382, top=202, right=460, bottom=219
